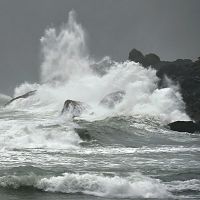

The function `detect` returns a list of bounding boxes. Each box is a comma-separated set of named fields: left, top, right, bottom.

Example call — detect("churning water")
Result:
left=0, top=11, right=199, bottom=200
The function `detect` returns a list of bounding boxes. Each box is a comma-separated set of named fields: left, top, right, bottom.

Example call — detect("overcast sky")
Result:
left=0, top=0, right=200, bottom=95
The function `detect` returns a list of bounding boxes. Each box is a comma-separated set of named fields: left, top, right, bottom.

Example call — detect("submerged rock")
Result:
left=4, top=90, right=36, bottom=106
left=61, top=100, right=87, bottom=117
left=168, top=121, right=200, bottom=133
left=75, top=128, right=92, bottom=141
left=99, top=91, right=125, bottom=108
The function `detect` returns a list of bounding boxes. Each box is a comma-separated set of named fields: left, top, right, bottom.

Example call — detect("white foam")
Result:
left=0, top=119, right=81, bottom=149
left=5, top=10, right=190, bottom=124
left=0, top=93, right=11, bottom=106
left=0, top=173, right=171, bottom=198
left=167, top=179, right=200, bottom=192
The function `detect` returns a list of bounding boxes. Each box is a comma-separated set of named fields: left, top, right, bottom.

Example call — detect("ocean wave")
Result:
left=4, top=10, right=190, bottom=124
left=167, top=179, right=200, bottom=192
left=0, top=122, right=81, bottom=149
left=0, top=172, right=171, bottom=198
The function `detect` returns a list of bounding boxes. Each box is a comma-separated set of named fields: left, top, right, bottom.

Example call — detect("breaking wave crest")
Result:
left=0, top=10, right=192, bottom=151
left=5, top=10, right=189, bottom=124
left=0, top=172, right=171, bottom=198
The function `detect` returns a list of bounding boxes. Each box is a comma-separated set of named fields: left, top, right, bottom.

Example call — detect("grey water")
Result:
left=0, top=10, right=199, bottom=200
left=0, top=109, right=199, bottom=200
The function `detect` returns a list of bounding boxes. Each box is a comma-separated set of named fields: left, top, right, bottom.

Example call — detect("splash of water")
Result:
left=40, top=10, right=91, bottom=85
left=10, top=10, right=189, bottom=123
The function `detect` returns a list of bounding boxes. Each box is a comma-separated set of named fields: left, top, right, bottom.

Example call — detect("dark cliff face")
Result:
left=128, top=49, right=161, bottom=67
left=129, top=49, right=200, bottom=122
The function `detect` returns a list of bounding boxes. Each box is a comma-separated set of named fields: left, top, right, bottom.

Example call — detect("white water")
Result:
left=4, top=10, right=189, bottom=124
left=0, top=10, right=191, bottom=151
left=0, top=94, right=11, bottom=106
left=0, top=11, right=199, bottom=200
left=0, top=172, right=171, bottom=198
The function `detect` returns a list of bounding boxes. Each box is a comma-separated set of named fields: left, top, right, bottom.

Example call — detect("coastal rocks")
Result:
left=4, top=90, right=36, bottom=106
left=128, top=48, right=160, bottom=67
left=144, top=53, right=160, bottom=67
left=99, top=91, right=125, bottom=108
left=168, top=121, right=200, bottom=133
left=74, top=128, right=92, bottom=141
left=128, top=49, right=145, bottom=64
left=61, top=100, right=87, bottom=117
left=128, top=48, right=200, bottom=122
left=156, top=59, right=200, bottom=121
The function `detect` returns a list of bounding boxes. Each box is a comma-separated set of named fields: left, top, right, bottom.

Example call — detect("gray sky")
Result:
left=0, top=0, right=200, bottom=95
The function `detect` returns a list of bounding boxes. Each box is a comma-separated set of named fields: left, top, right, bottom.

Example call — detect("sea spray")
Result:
left=0, top=93, right=11, bottom=106
left=40, top=10, right=91, bottom=85
left=0, top=10, right=199, bottom=200
left=8, top=10, right=190, bottom=123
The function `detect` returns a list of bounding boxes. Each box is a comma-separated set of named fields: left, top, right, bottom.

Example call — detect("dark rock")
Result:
left=99, top=91, right=125, bottom=108
left=129, top=48, right=161, bottom=67
left=128, top=48, right=200, bottom=122
left=4, top=90, right=36, bottom=106
left=168, top=121, right=200, bottom=133
left=61, top=100, right=87, bottom=117
left=128, top=49, right=145, bottom=64
left=143, top=53, right=160, bottom=67
left=194, top=57, right=200, bottom=65
left=156, top=60, right=200, bottom=121
left=75, top=128, right=92, bottom=141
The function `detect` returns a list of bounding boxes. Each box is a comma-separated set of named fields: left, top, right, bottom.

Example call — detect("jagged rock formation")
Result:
left=61, top=100, right=87, bottom=117
left=168, top=121, right=200, bottom=133
left=75, top=128, right=92, bottom=141
left=4, top=90, right=36, bottom=106
left=129, top=48, right=200, bottom=122
left=128, top=49, right=160, bottom=67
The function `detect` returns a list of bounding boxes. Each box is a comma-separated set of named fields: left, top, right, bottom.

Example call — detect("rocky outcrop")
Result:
left=99, top=91, right=125, bottom=108
left=128, top=48, right=200, bottom=122
left=129, top=49, right=145, bottom=65
left=156, top=59, right=200, bottom=121
left=168, top=121, right=200, bottom=133
left=128, top=49, right=160, bottom=67
left=4, top=90, right=36, bottom=106
left=144, top=53, right=160, bottom=67
left=75, top=128, right=92, bottom=141
left=61, top=100, right=87, bottom=117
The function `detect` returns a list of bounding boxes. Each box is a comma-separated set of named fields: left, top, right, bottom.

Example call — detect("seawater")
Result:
left=0, top=11, right=199, bottom=200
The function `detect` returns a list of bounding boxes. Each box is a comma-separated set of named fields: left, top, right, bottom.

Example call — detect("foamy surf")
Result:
left=0, top=10, right=199, bottom=200
left=2, top=10, right=189, bottom=124
left=0, top=172, right=171, bottom=198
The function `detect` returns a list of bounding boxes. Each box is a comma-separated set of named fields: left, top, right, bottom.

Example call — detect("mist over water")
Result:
left=9, top=10, right=189, bottom=123
left=0, top=11, right=199, bottom=200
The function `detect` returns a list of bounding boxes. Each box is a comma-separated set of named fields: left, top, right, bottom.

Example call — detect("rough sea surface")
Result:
left=0, top=109, right=199, bottom=200
left=0, top=11, right=199, bottom=200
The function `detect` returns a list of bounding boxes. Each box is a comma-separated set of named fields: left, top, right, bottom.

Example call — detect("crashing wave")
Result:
left=4, top=10, right=190, bottom=124
left=0, top=172, right=171, bottom=198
